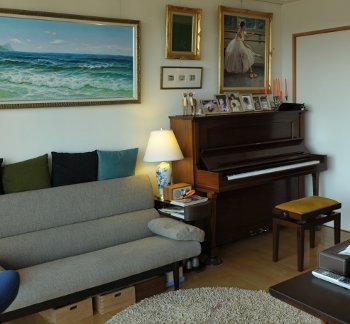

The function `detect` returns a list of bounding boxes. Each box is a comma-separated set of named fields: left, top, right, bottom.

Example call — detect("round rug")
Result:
left=106, top=287, right=319, bottom=324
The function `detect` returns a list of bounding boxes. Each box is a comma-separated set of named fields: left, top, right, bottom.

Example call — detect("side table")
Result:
left=154, top=198, right=217, bottom=265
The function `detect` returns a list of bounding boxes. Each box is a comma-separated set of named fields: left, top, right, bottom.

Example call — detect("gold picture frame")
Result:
left=165, top=5, right=202, bottom=60
left=0, top=8, right=140, bottom=109
left=218, top=6, right=272, bottom=94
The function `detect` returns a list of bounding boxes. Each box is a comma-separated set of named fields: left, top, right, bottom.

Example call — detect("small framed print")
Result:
left=161, top=66, right=203, bottom=89
left=258, top=95, right=271, bottom=110
left=252, top=95, right=262, bottom=111
left=226, top=93, right=243, bottom=112
left=240, top=94, right=254, bottom=111
left=200, top=99, right=219, bottom=114
left=215, top=94, right=229, bottom=112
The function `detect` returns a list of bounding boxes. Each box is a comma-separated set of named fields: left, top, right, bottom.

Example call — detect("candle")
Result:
left=284, top=78, right=288, bottom=98
left=279, top=79, right=282, bottom=98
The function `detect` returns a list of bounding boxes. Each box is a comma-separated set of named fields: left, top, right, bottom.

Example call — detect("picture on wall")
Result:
left=165, top=5, right=202, bottom=60
left=0, top=9, right=140, bottom=108
left=161, top=66, right=202, bottom=89
left=218, top=6, right=272, bottom=94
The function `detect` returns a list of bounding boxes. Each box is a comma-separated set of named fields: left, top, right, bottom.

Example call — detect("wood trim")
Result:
left=292, top=25, right=350, bottom=102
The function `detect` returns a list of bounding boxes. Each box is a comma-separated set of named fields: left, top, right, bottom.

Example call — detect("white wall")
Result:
left=281, top=0, right=350, bottom=230
left=0, top=0, right=282, bottom=191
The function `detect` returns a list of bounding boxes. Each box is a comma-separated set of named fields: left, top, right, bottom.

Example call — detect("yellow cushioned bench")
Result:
left=272, top=196, right=341, bottom=271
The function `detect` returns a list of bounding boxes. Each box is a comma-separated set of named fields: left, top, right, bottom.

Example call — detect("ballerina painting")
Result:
left=218, top=6, right=272, bottom=93
left=225, top=21, right=262, bottom=79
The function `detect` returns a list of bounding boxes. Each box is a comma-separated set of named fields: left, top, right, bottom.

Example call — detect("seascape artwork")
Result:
left=0, top=12, right=139, bottom=107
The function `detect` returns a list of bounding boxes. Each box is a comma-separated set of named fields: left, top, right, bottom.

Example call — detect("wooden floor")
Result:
left=7, top=226, right=349, bottom=324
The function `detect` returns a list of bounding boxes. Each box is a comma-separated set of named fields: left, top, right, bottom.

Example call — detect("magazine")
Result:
left=170, top=195, right=208, bottom=207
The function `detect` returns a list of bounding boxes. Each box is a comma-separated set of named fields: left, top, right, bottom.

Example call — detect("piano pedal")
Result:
left=249, top=227, right=268, bottom=237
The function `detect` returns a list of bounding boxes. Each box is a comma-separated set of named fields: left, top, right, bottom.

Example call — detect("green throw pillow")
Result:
left=97, top=148, right=138, bottom=181
left=2, top=154, right=51, bottom=194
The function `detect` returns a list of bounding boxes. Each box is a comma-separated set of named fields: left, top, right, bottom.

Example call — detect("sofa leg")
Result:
left=173, top=261, right=180, bottom=290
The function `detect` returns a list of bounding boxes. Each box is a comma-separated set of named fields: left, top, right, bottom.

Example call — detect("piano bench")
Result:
left=272, top=196, right=341, bottom=272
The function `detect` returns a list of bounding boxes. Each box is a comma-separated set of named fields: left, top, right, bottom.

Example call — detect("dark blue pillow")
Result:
left=0, top=158, right=3, bottom=194
left=0, top=270, right=20, bottom=313
left=51, top=151, right=98, bottom=187
left=97, top=148, right=138, bottom=180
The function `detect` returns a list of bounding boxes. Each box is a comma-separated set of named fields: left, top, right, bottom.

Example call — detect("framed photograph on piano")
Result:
left=226, top=92, right=243, bottom=112
left=218, top=6, right=272, bottom=94
left=240, top=94, right=254, bottom=111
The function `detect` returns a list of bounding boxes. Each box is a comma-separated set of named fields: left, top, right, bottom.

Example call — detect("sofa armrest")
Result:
left=148, top=218, right=205, bottom=242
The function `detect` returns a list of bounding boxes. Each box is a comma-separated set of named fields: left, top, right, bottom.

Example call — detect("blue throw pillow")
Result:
left=0, top=270, right=20, bottom=313
left=97, top=148, right=138, bottom=181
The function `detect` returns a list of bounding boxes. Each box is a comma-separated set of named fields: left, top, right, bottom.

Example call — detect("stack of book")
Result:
left=158, top=206, right=185, bottom=219
left=170, top=195, right=208, bottom=207
left=312, top=241, right=350, bottom=289
left=158, top=195, right=208, bottom=220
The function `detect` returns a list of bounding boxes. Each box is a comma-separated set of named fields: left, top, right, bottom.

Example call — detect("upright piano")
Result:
left=170, top=111, right=327, bottom=262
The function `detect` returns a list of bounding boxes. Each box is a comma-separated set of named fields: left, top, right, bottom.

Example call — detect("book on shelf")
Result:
left=158, top=206, right=185, bottom=220
left=170, top=195, right=208, bottom=207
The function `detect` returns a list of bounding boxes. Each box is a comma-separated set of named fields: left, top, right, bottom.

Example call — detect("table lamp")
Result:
left=144, top=129, right=184, bottom=199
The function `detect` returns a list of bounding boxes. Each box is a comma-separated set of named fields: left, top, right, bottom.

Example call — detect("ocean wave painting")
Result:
left=0, top=10, right=140, bottom=107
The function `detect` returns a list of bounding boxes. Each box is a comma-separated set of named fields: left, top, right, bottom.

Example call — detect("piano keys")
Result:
left=170, top=111, right=327, bottom=263
left=226, top=160, right=320, bottom=181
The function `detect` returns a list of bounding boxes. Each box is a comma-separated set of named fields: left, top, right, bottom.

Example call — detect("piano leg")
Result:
left=312, top=172, right=320, bottom=196
left=205, top=191, right=222, bottom=266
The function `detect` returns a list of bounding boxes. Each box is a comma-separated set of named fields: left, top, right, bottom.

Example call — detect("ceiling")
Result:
left=254, top=0, right=301, bottom=4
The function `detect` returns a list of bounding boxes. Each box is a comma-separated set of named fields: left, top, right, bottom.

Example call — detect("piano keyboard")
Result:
left=227, top=160, right=320, bottom=181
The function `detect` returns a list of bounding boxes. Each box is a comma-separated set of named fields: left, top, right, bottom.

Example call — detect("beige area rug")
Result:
left=106, top=287, right=319, bottom=324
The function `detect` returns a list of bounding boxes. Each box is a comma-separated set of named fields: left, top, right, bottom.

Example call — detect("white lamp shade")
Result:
left=143, top=129, right=184, bottom=162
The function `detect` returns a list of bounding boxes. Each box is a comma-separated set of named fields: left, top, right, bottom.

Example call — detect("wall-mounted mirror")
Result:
left=165, top=5, right=202, bottom=60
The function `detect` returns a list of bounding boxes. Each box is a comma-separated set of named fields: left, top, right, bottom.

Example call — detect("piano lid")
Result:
left=200, top=138, right=309, bottom=172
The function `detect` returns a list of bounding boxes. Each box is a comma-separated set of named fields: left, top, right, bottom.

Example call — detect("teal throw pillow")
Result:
left=2, top=154, right=51, bottom=194
left=97, top=148, right=138, bottom=181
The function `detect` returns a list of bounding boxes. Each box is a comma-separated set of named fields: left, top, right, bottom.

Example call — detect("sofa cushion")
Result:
left=0, top=158, right=3, bottom=195
left=0, top=208, right=158, bottom=269
left=2, top=154, right=51, bottom=194
left=6, top=236, right=201, bottom=313
left=148, top=218, right=205, bottom=242
left=51, top=151, right=98, bottom=187
left=0, top=175, right=154, bottom=240
left=97, top=148, right=138, bottom=180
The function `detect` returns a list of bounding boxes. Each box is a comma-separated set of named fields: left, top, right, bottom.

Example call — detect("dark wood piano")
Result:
left=169, top=111, right=327, bottom=263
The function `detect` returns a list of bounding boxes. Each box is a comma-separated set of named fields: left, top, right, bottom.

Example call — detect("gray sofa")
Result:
left=0, top=175, right=203, bottom=321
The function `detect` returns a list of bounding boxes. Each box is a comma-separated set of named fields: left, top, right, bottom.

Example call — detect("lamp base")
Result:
left=156, top=162, right=171, bottom=200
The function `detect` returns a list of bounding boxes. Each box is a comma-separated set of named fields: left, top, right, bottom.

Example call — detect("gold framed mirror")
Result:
left=165, top=5, right=202, bottom=60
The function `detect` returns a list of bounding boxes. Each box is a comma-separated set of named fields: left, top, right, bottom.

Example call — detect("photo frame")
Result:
left=252, top=94, right=262, bottom=111
left=218, top=6, right=272, bottom=94
left=165, top=5, right=202, bottom=60
left=200, top=99, right=219, bottom=115
left=226, top=92, right=243, bottom=112
left=258, top=94, right=271, bottom=110
left=240, top=94, right=254, bottom=111
left=161, top=67, right=202, bottom=89
left=0, top=8, right=140, bottom=109
left=215, top=94, right=229, bottom=112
